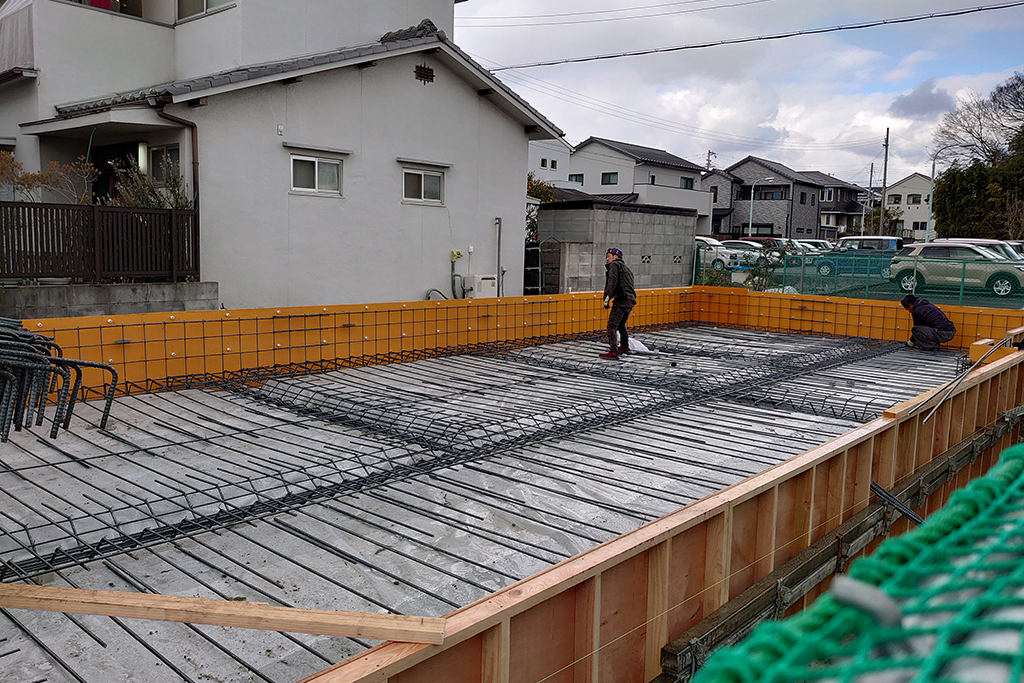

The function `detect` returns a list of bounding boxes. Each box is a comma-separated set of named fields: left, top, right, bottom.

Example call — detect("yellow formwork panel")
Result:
left=26, top=288, right=1024, bottom=398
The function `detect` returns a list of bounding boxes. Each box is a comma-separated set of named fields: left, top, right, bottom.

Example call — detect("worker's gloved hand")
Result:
left=603, top=296, right=610, bottom=309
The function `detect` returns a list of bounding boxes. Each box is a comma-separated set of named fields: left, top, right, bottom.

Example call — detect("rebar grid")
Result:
left=0, top=322, right=967, bottom=683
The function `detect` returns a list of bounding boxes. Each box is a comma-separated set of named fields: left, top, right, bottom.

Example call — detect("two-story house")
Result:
left=717, top=156, right=823, bottom=239
left=798, top=171, right=867, bottom=239
left=528, top=138, right=572, bottom=184
left=0, top=0, right=562, bottom=308
left=885, top=172, right=933, bottom=240
left=566, top=137, right=713, bottom=233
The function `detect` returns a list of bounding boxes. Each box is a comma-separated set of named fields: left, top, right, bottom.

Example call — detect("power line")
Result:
left=484, top=57, right=883, bottom=151
left=490, top=1, right=1024, bottom=71
left=456, top=0, right=776, bottom=28
left=457, top=0, right=754, bottom=21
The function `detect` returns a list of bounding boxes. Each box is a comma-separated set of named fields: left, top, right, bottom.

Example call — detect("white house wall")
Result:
left=528, top=139, right=569, bottom=183
left=0, top=79, right=38, bottom=172
left=183, top=52, right=529, bottom=308
left=174, top=0, right=458, bottom=82
left=33, top=0, right=174, bottom=114
left=569, top=145, right=634, bottom=195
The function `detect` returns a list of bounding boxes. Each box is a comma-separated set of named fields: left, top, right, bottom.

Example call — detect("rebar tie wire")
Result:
left=0, top=319, right=118, bottom=442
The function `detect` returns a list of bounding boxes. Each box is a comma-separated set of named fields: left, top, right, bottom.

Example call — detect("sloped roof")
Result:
left=726, top=156, right=823, bottom=187
left=575, top=137, right=704, bottom=172
left=798, top=170, right=863, bottom=192
left=46, top=20, right=562, bottom=139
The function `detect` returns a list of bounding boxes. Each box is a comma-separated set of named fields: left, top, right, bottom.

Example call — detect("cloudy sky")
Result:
left=453, top=0, right=1024, bottom=186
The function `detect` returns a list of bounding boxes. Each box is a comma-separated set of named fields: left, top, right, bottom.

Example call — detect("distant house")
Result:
left=700, top=168, right=743, bottom=236
left=0, top=0, right=562, bottom=308
left=567, top=137, right=713, bottom=233
left=529, top=139, right=572, bottom=184
left=885, top=173, right=933, bottom=241
left=798, top=171, right=867, bottom=239
left=718, top=156, right=823, bottom=239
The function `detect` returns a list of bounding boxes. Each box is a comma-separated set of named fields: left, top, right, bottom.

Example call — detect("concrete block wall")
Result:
left=0, top=282, right=220, bottom=320
left=540, top=206, right=697, bottom=293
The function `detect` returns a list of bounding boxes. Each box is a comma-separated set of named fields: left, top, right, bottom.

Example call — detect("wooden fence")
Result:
left=0, top=201, right=198, bottom=282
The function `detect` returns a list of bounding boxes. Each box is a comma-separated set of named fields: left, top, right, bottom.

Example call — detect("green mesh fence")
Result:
left=693, top=443, right=1024, bottom=683
left=694, top=251, right=1024, bottom=310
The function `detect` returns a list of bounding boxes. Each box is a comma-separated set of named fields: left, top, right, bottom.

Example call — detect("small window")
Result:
left=403, top=169, right=443, bottom=203
left=888, top=194, right=901, bottom=205
left=291, top=155, right=341, bottom=194
left=825, top=188, right=834, bottom=201
left=601, top=172, right=618, bottom=185
left=680, top=177, right=694, bottom=190
left=540, top=158, right=548, bottom=168
left=811, top=195, right=815, bottom=205
left=649, top=175, right=656, bottom=185
left=568, top=174, right=584, bottom=184
left=179, top=0, right=232, bottom=20
left=149, top=145, right=181, bottom=185
left=710, top=185, right=718, bottom=203
left=824, top=214, right=831, bottom=226
left=908, top=194, right=922, bottom=204
left=800, top=192, right=807, bottom=205
left=550, top=159, right=557, bottom=170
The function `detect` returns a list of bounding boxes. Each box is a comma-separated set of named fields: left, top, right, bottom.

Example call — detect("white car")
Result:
left=695, top=236, right=744, bottom=271
left=720, top=239, right=781, bottom=267
left=798, top=239, right=833, bottom=253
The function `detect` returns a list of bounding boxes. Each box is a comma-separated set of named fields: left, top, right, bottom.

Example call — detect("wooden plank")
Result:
left=482, top=619, right=510, bottom=683
left=574, top=576, right=599, bottom=683
left=0, top=583, right=446, bottom=644
left=645, top=542, right=670, bottom=682
left=704, top=510, right=731, bottom=614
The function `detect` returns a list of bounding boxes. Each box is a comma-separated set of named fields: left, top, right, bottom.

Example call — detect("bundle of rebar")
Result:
left=0, top=317, right=118, bottom=441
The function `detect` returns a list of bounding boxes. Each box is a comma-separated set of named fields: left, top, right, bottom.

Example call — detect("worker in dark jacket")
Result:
left=901, top=294, right=956, bottom=350
left=600, top=248, right=636, bottom=359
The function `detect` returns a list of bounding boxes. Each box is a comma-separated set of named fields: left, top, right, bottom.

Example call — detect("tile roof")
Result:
left=51, top=19, right=562, bottom=139
left=727, top=156, right=824, bottom=187
left=798, top=170, right=864, bottom=191
left=576, top=137, right=705, bottom=172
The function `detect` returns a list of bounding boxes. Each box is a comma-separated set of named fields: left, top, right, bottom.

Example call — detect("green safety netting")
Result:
left=693, top=443, right=1024, bottom=683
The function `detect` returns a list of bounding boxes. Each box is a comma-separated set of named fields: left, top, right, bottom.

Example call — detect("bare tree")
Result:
left=934, top=72, right=1024, bottom=165
left=1006, top=194, right=1024, bottom=240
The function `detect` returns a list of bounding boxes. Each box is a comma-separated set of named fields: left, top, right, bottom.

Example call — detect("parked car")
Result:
left=814, top=236, right=904, bottom=277
left=721, top=239, right=781, bottom=267
left=798, top=239, right=833, bottom=253
left=930, top=238, right=1024, bottom=262
left=743, top=236, right=810, bottom=266
left=889, top=242, right=1024, bottom=296
left=694, top=235, right=744, bottom=271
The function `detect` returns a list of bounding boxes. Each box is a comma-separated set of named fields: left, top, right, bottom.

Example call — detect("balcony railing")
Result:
left=0, top=202, right=199, bottom=283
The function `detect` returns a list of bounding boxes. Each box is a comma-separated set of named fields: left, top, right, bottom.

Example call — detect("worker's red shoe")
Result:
left=599, top=351, right=619, bottom=360
left=618, top=347, right=630, bottom=355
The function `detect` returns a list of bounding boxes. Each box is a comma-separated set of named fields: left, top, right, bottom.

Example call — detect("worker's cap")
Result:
left=606, top=248, right=623, bottom=258
left=901, top=294, right=918, bottom=309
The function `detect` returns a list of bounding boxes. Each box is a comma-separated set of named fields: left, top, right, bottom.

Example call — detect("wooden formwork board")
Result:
left=298, top=350, right=1024, bottom=683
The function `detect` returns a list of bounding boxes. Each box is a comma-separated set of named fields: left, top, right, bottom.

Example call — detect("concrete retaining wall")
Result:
left=0, top=282, right=219, bottom=320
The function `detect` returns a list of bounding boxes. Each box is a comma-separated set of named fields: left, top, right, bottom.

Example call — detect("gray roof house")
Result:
left=567, top=137, right=713, bottom=233
left=799, top=170, right=868, bottom=238
left=1, top=1, right=561, bottom=309
left=719, top=156, right=824, bottom=240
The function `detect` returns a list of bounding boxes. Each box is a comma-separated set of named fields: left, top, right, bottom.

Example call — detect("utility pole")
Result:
left=879, top=128, right=889, bottom=235
left=861, top=162, right=873, bottom=236
left=705, top=150, right=717, bottom=170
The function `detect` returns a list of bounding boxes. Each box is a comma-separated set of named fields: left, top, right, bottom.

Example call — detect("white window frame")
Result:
left=149, top=144, right=180, bottom=187
left=550, top=159, right=558, bottom=170
left=568, top=173, right=584, bottom=184
left=403, top=169, right=444, bottom=205
left=601, top=172, right=618, bottom=186
left=290, top=154, right=343, bottom=196
left=178, top=0, right=233, bottom=21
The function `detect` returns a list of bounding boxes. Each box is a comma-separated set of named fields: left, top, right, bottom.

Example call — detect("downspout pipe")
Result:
left=153, top=102, right=200, bottom=282
left=152, top=102, right=199, bottom=214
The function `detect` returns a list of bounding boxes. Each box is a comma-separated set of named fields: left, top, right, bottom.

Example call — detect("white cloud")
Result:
left=458, top=0, right=1024, bottom=183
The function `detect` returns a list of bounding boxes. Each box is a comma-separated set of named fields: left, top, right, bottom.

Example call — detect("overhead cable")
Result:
left=489, top=2, right=1024, bottom=70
